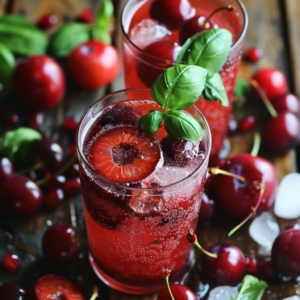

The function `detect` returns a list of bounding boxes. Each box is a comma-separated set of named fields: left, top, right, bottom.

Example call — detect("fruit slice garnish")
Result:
left=35, top=274, right=86, bottom=300
left=89, top=126, right=162, bottom=184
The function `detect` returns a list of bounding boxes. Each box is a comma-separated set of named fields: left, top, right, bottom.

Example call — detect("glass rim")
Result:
left=121, top=0, right=249, bottom=63
left=76, top=87, right=212, bottom=193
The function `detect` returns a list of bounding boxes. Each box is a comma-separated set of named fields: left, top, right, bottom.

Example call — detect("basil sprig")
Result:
left=232, top=275, right=268, bottom=300
left=177, top=28, right=232, bottom=106
left=138, top=64, right=207, bottom=142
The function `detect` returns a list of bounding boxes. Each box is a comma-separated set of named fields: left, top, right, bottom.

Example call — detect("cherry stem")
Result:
left=208, top=167, right=246, bottom=183
left=165, top=269, right=175, bottom=300
left=90, top=286, right=99, bottom=300
left=187, top=229, right=217, bottom=258
left=228, top=183, right=265, bottom=236
left=250, top=132, right=261, bottom=157
left=35, top=153, right=77, bottom=186
left=12, top=239, right=40, bottom=258
left=17, top=161, right=44, bottom=175
left=250, top=79, right=278, bottom=118
left=204, top=5, right=236, bottom=28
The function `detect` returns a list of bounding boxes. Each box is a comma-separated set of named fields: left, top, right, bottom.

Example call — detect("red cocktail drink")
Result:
left=121, top=0, right=248, bottom=159
left=77, top=89, right=211, bottom=294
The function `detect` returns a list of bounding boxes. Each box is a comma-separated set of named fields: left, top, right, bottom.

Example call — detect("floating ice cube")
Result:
left=249, top=211, right=280, bottom=251
left=130, top=19, right=171, bottom=48
left=274, top=173, right=300, bottom=219
left=283, top=296, right=300, bottom=300
left=129, top=191, right=163, bottom=214
left=208, top=286, right=238, bottom=300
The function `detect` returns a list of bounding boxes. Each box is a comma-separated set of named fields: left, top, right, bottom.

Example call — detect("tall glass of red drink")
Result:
left=121, top=0, right=248, bottom=159
left=77, top=88, right=211, bottom=294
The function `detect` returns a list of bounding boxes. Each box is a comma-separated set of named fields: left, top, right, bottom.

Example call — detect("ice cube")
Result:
left=208, top=286, right=238, bottom=300
left=129, top=191, right=163, bottom=214
left=130, top=19, right=171, bottom=48
left=283, top=296, right=300, bottom=300
left=249, top=211, right=280, bottom=251
left=274, top=173, right=300, bottom=219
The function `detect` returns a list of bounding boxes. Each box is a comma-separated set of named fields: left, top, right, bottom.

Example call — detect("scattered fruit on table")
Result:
left=245, top=46, right=263, bottom=63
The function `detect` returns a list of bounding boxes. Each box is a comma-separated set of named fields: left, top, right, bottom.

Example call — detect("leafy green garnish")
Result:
left=176, top=28, right=232, bottom=106
left=1, top=127, right=42, bottom=162
left=96, top=0, right=114, bottom=30
left=138, top=65, right=207, bottom=142
left=232, top=275, right=268, bottom=300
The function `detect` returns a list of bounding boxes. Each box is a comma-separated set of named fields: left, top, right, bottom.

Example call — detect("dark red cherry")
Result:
left=47, top=175, right=66, bottom=192
left=63, top=178, right=81, bottom=196
left=2, top=252, right=21, bottom=272
left=150, top=0, right=194, bottom=29
left=157, top=284, right=198, bottom=300
left=272, top=229, right=300, bottom=277
left=62, top=116, right=78, bottom=132
left=201, top=243, right=246, bottom=286
left=37, top=14, right=58, bottom=30
left=210, top=154, right=277, bottom=220
left=179, top=15, right=218, bottom=45
left=259, top=257, right=277, bottom=281
left=65, top=163, right=79, bottom=179
left=284, top=223, right=300, bottom=231
left=27, top=138, right=65, bottom=172
left=136, top=40, right=182, bottom=87
left=100, top=104, right=141, bottom=127
left=44, top=189, right=64, bottom=209
left=245, top=257, right=260, bottom=276
left=28, top=111, right=44, bottom=129
left=245, top=47, right=263, bottom=63
left=262, top=112, right=300, bottom=154
left=68, top=145, right=77, bottom=158
left=161, top=136, right=202, bottom=167
left=0, top=155, right=13, bottom=182
left=238, top=115, right=258, bottom=132
left=5, top=113, right=19, bottom=126
left=198, top=192, right=215, bottom=225
left=42, top=223, right=80, bottom=265
left=271, top=93, right=300, bottom=116
left=78, top=8, right=94, bottom=24
left=0, top=175, right=43, bottom=215
left=0, top=282, right=29, bottom=300
left=252, top=68, right=288, bottom=99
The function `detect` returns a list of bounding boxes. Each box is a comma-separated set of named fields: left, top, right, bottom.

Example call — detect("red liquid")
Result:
left=122, top=0, right=245, bottom=159
left=79, top=99, right=209, bottom=293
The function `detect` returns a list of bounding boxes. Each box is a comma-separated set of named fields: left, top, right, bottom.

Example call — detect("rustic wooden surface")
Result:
left=0, top=0, right=300, bottom=299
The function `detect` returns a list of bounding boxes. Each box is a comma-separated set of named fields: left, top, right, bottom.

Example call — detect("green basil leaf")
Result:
left=234, top=78, right=249, bottom=98
left=235, top=275, right=268, bottom=300
left=48, top=22, right=90, bottom=57
left=202, top=73, right=228, bottom=106
left=164, top=110, right=203, bottom=142
left=91, top=27, right=111, bottom=44
left=1, top=127, right=42, bottom=162
left=176, top=28, right=232, bottom=76
left=96, top=0, right=114, bottom=29
left=138, top=110, right=163, bottom=133
left=0, top=14, right=35, bottom=28
left=0, top=42, right=15, bottom=90
left=151, top=64, right=207, bottom=110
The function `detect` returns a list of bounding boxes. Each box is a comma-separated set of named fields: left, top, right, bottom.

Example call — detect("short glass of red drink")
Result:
left=121, top=0, right=248, bottom=159
left=77, top=88, right=211, bottom=294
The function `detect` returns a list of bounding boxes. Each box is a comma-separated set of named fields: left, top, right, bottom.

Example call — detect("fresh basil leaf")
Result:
left=235, top=275, right=268, bottom=300
left=177, top=28, right=232, bottom=76
left=234, top=78, right=249, bottom=98
left=151, top=64, right=207, bottom=110
left=1, top=127, right=42, bottom=162
left=202, top=73, right=228, bottom=106
left=138, top=110, right=163, bottom=133
left=0, top=42, right=15, bottom=90
left=164, top=110, right=203, bottom=142
left=96, top=0, right=114, bottom=29
left=91, top=27, right=111, bottom=44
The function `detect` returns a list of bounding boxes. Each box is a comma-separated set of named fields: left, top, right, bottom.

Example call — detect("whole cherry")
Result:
left=271, top=229, right=300, bottom=277
left=12, top=55, right=65, bottom=110
left=37, top=14, right=58, bottom=30
left=201, top=243, right=246, bottom=286
left=136, top=40, right=182, bottom=87
left=2, top=252, right=21, bottom=273
left=210, top=153, right=277, bottom=220
left=262, top=111, right=300, bottom=154
left=0, top=282, right=29, bottom=300
left=78, top=8, right=94, bottom=23
left=67, top=40, right=120, bottom=89
left=245, top=257, right=260, bottom=276
left=198, top=192, right=215, bottom=225
left=271, top=93, right=300, bottom=116
left=42, top=223, right=80, bottom=265
left=245, top=46, right=263, bottom=63
left=0, top=175, right=43, bottom=216
left=150, top=0, right=194, bottom=29
left=35, top=275, right=85, bottom=300
left=252, top=68, right=288, bottom=99
left=259, top=257, right=277, bottom=281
